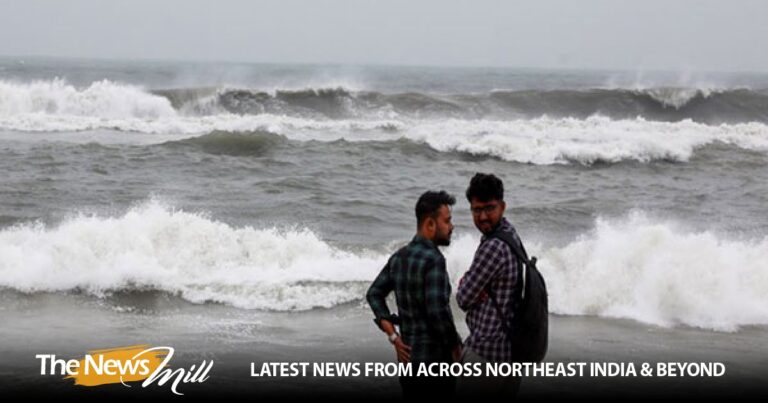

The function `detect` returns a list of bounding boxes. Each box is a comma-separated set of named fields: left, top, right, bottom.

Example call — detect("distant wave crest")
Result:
left=2, top=80, right=768, bottom=165
left=3, top=79, right=768, bottom=123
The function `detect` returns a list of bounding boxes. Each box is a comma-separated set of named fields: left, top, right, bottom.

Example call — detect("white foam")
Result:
left=2, top=112, right=768, bottom=164
left=2, top=80, right=768, bottom=164
left=641, top=87, right=714, bottom=109
left=536, top=211, right=768, bottom=332
left=0, top=200, right=384, bottom=311
left=0, top=110, right=404, bottom=139
left=0, top=79, right=176, bottom=119
left=1, top=203, right=766, bottom=331
left=406, top=116, right=768, bottom=164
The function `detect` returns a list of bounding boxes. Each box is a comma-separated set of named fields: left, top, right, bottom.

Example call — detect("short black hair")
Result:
left=415, top=190, right=456, bottom=227
left=466, top=173, right=504, bottom=202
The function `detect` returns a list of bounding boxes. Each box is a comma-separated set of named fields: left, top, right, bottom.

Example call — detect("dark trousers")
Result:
left=457, top=347, right=522, bottom=398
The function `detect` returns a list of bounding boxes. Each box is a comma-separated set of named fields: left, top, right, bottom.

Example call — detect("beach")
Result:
left=1, top=57, right=767, bottom=398
left=1, top=290, right=766, bottom=398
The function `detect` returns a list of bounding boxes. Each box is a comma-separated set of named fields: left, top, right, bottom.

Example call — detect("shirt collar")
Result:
left=481, top=217, right=512, bottom=242
left=412, top=234, right=437, bottom=250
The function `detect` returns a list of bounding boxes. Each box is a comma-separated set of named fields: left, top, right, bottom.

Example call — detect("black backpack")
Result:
left=487, top=226, right=548, bottom=363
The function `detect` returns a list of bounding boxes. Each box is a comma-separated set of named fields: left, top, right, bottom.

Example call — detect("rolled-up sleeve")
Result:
left=457, top=238, right=506, bottom=311
left=424, top=255, right=461, bottom=347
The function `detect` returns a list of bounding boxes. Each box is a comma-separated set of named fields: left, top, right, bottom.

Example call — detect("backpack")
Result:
left=487, top=227, right=548, bottom=363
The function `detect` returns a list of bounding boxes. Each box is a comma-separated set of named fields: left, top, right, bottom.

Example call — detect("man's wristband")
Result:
left=388, top=333, right=399, bottom=344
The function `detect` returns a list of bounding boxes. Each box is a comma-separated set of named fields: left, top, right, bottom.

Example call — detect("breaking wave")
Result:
left=2, top=80, right=768, bottom=164
left=3, top=79, right=768, bottom=122
left=0, top=202, right=766, bottom=331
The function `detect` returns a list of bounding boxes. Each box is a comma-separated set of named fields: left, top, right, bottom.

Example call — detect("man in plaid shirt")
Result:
left=457, top=173, right=523, bottom=397
left=366, top=190, right=462, bottom=397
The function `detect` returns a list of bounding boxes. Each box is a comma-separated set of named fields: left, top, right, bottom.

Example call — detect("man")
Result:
left=456, top=173, right=523, bottom=397
left=366, top=190, right=462, bottom=398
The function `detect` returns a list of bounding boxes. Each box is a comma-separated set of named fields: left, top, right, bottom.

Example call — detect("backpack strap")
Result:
left=486, top=227, right=535, bottom=337
left=491, top=230, right=530, bottom=267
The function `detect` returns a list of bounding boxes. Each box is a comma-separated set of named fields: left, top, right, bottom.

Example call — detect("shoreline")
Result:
left=1, top=291, right=766, bottom=398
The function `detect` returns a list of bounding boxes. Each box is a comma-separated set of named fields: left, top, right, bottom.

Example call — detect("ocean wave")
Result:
left=0, top=78, right=176, bottom=119
left=537, top=211, right=768, bottom=332
left=174, top=86, right=768, bottom=122
left=0, top=200, right=382, bottom=311
left=638, top=87, right=716, bottom=109
left=2, top=80, right=768, bottom=165
left=2, top=113, right=767, bottom=164
left=3, top=79, right=768, bottom=123
left=1, top=202, right=766, bottom=331
left=491, top=87, right=731, bottom=110
left=405, top=116, right=768, bottom=164
left=162, top=130, right=288, bottom=156
left=0, top=111, right=405, bottom=137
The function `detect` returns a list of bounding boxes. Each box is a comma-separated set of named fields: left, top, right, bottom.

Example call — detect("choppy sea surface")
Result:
left=1, top=57, right=767, bottom=333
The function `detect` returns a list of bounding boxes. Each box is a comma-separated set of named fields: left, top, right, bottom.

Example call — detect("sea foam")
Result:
left=2, top=80, right=768, bottom=165
left=1, top=202, right=766, bottom=331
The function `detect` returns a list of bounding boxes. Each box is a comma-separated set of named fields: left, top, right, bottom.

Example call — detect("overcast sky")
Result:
left=0, top=0, right=766, bottom=71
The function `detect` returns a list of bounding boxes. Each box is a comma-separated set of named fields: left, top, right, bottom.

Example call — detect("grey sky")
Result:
left=0, top=0, right=766, bottom=71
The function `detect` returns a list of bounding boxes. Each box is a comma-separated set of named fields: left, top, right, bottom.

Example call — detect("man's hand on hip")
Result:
left=394, top=337, right=411, bottom=363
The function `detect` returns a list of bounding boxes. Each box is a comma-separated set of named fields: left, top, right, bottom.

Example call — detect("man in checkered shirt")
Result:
left=457, top=173, right=523, bottom=397
left=366, top=190, right=462, bottom=398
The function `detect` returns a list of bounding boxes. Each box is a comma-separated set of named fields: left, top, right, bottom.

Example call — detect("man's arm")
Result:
left=456, top=238, right=506, bottom=311
left=378, top=318, right=411, bottom=363
left=424, top=255, right=461, bottom=349
left=366, top=255, right=411, bottom=362
left=366, top=258, right=395, bottom=330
